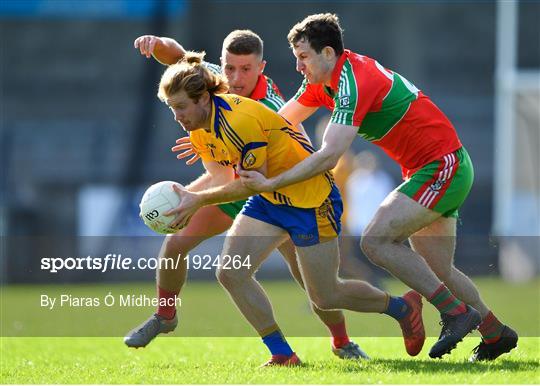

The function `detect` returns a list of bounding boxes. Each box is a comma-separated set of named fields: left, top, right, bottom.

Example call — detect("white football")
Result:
left=139, top=181, right=183, bottom=234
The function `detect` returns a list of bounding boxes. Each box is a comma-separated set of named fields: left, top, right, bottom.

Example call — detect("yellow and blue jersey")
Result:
left=190, top=94, right=335, bottom=209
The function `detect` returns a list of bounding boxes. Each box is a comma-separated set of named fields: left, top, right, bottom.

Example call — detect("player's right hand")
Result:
left=238, top=168, right=276, bottom=192
left=165, top=184, right=200, bottom=230
left=171, top=136, right=201, bottom=165
left=134, top=35, right=162, bottom=58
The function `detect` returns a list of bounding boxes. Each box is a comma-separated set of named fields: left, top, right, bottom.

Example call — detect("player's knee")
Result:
left=289, top=268, right=306, bottom=289
left=158, top=237, right=187, bottom=268
left=215, top=267, right=246, bottom=288
left=163, top=235, right=189, bottom=256
left=312, top=298, right=338, bottom=311
left=434, top=266, right=453, bottom=282
left=215, top=267, right=232, bottom=287
left=360, top=234, right=383, bottom=263
left=309, top=291, right=340, bottom=311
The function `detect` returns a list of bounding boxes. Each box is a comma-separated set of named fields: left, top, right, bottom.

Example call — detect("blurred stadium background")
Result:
left=0, top=0, right=539, bottom=287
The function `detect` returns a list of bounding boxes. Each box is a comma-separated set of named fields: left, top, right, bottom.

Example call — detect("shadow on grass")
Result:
left=302, top=358, right=538, bottom=373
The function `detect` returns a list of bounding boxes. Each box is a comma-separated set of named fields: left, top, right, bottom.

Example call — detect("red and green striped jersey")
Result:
left=204, top=62, right=285, bottom=112
left=293, top=50, right=462, bottom=178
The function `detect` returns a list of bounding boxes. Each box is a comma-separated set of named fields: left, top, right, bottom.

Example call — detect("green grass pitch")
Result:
left=1, top=337, right=538, bottom=384
left=1, top=278, right=539, bottom=384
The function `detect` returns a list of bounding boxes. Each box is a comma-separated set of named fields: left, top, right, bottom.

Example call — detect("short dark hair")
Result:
left=287, top=13, right=344, bottom=56
left=222, top=29, right=263, bottom=57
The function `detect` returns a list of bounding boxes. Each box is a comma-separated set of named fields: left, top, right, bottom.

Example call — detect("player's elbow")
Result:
left=319, top=149, right=341, bottom=171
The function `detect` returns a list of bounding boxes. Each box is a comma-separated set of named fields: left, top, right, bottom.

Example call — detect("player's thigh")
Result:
left=181, top=205, right=234, bottom=237
left=396, top=147, right=474, bottom=225
left=409, top=216, right=457, bottom=278
left=158, top=206, right=232, bottom=275
left=295, top=239, right=340, bottom=295
left=363, top=190, right=441, bottom=243
left=163, top=205, right=233, bottom=251
left=222, top=214, right=288, bottom=273
left=366, top=147, right=473, bottom=243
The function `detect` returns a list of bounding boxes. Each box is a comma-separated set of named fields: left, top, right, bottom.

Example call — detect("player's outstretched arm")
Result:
left=134, top=35, right=186, bottom=65
left=278, top=99, right=317, bottom=144
left=239, top=122, right=357, bottom=192
left=278, top=99, right=318, bottom=127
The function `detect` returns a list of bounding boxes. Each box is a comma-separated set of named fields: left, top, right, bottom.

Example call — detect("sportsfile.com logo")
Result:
left=40, top=254, right=252, bottom=273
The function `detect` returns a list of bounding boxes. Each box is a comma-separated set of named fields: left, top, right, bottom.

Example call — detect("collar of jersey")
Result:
left=211, top=94, right=232, bottom=141
left=329, top=49, right=351, bottom=93
left=249, top=74, right=268, bottom=100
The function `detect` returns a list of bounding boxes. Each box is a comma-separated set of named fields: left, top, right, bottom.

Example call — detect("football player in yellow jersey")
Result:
left=126, top=30, right=368, bottom=362
left=159, top=53, right=426, bottom=365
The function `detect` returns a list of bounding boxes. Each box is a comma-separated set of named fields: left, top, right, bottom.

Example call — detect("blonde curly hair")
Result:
left=158, top=51, right=229, bottom=103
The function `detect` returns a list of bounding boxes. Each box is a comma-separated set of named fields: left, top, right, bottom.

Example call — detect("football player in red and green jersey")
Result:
left=239, top=13, right=517, bottom=362
left=126, top=30, right=369, bottom=364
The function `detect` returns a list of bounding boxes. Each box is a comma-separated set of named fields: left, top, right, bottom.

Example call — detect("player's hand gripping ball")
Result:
left=139, top=181, right=184, bottom=234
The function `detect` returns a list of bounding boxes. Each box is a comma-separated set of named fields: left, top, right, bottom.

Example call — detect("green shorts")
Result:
left=217, top=200, right=247, bottom=219
left=398, top=147, right=474, bottom=218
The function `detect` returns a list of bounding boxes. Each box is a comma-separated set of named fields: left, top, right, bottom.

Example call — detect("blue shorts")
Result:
left=240, top=185, right=342, bottom=247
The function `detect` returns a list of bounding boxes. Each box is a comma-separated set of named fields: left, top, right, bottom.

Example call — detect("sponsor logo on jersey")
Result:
left=317, top=202, right=330, bottom=218
left=243, top=152, right=256, bottom=168
left=339, top=95, right=350, bottom=108
left=430, top=179, right=445, bottom=191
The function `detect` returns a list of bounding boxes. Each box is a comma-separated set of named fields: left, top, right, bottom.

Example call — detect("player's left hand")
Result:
left=171, top=136, right=201, bottom=165
left=164, top=184, right=201, bottom=229
left=238, top=169, right=276, bottom=192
